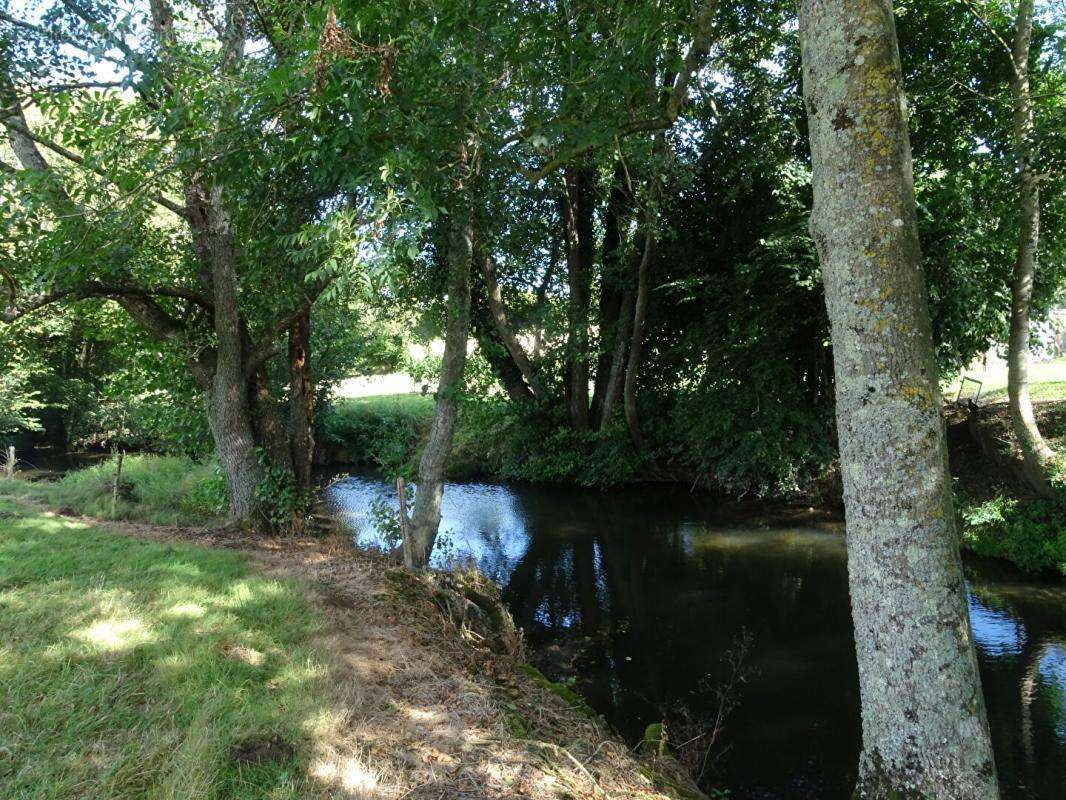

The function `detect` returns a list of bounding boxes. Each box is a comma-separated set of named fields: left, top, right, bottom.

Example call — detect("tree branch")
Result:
left=0, top=116, right=189, bottom=219
left=959, top=0, right=1018, bottom=76
left=1, top=280, right=211, bottom=323
left=517, top=0, right=720, bottom=184
left=243, top=277, right=334, bottom=377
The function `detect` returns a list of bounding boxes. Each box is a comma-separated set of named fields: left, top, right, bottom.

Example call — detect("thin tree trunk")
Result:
left=624, top=193, right=659, bottom=451
left=591, top=163, right=631, bottom=429
left=110, top=448, right=124, bottom=517
left=250, top=367, right=292, bottom=472
left=562, top=167, right=594, bottom=431
left=476, top=247, right=543, bottom=399
left=471, top=288, right=535, bottom=402
left=397, top=476, right=413, bottom=567
left=531, top=232, right=560, bottom=360
left=288, top=308, right=315, bottom=491
left=1006, top=0, right=1056, bottom=497
left=601, top=238, right=642, bottom=427
left=409, top=212, right=473, bottom=570
left=800, top=2, right=999, bottom=798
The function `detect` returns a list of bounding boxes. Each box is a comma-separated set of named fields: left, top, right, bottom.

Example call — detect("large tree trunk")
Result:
left=409, top=212, right=473, bottom=570
left=591, top=163, right=632, bottom=429
left=288, top=308, right=315, bottom=491
left=562, top=167, right=595, bottom=431
left=800, top=3, right=999, bottom=798
left=1006, top=0, right=1056, bottom=497
left=192, top=181, right=264, bottom=524
left=206, top=375, right=262, bottom=524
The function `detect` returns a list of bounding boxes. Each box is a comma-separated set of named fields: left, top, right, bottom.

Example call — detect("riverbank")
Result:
left=950, top=399, right=1066, bottom=576
left=317, top=391, right=1066, bottom=576
left=0, top=492, right=706, bottom=800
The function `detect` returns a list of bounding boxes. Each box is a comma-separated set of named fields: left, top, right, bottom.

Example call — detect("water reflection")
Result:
left=325, top=470, right=1066, bottom=800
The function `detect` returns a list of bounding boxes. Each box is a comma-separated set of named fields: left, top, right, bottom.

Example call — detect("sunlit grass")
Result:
left=0, top=497, right=332, bottom=799
left=0, top=454, right=225, bottom=525
left=946, top=357, right=1066, bottom=403
left=337, top=392, right=435, bottom=416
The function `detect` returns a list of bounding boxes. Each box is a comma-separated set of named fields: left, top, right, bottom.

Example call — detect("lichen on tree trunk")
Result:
left=799, top=1, right=999, bottom=797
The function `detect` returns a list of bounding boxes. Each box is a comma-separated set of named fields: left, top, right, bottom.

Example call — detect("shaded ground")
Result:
left=0, top=492, right=703, bottom=800
left=948, top=399, right=1066, bottom=499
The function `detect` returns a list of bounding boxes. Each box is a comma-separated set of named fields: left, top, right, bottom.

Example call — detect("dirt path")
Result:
left=29, top=502, right=704, bottom=800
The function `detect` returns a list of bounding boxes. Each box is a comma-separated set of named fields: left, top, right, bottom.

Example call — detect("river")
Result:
left=324, top=469, right=1066, bottom=800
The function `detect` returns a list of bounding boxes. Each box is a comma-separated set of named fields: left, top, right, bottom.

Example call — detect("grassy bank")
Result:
left=0, top=494, right=704, bottom=800
left=2, top=454, right=225, bottom=526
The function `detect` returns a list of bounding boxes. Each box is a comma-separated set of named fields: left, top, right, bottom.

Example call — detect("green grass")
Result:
left=946, top=356, right=1066, bottom=403
left=338, top=392, right=435, bottom=415
left=1, top=455, right=226, bottom=526
left=982, top=380, right=1066, bottom=404
left=0, top=496, right=334, bottom=799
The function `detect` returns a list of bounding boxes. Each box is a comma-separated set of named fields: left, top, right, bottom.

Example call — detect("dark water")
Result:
left=324, top=470, right=1066, bottom=799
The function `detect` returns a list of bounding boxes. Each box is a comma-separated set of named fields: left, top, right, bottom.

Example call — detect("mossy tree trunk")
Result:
left=799, top=1, right=999, bottom=797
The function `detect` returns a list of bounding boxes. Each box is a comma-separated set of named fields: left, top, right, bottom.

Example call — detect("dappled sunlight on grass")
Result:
left=165, top=601, right=206, bottom=618
left=0, top=501, right=334, bottom=799
left=73, top=617, right=153, bottom=652
left=0, top=494, right=704, bottom=800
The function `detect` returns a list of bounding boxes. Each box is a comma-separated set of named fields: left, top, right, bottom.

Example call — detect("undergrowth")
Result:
left=0, top=454, right=226, bottom=525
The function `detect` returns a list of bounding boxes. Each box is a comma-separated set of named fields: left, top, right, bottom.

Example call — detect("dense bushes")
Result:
left=959, top=494, right=1066, bottom=576
left=319, top=389, right=830, bottom=495
left=454, top=399, right=646, bottom=486
left=317, top=395, right=433, bottom=474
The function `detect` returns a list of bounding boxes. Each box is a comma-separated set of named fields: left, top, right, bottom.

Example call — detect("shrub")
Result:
left=317, top=395, right=433, bottom=474
left=959, top=492, right=1066, bottom=576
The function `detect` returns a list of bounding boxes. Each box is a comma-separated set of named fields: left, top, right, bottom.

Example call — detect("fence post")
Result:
left=397, top=477, right=413, bottom=568
left=111, top=449, right=125, bottom=517
left=4, top=446, right=14, bottom=479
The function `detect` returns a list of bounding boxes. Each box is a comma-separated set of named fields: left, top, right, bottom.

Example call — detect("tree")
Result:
left=408, top=206, right=474, bottom=569
left=0, top=0, right=358, bottom=524
left=799, top=1, right=999, bottom=797
left=1003, top=0, right=1057, bottom=494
